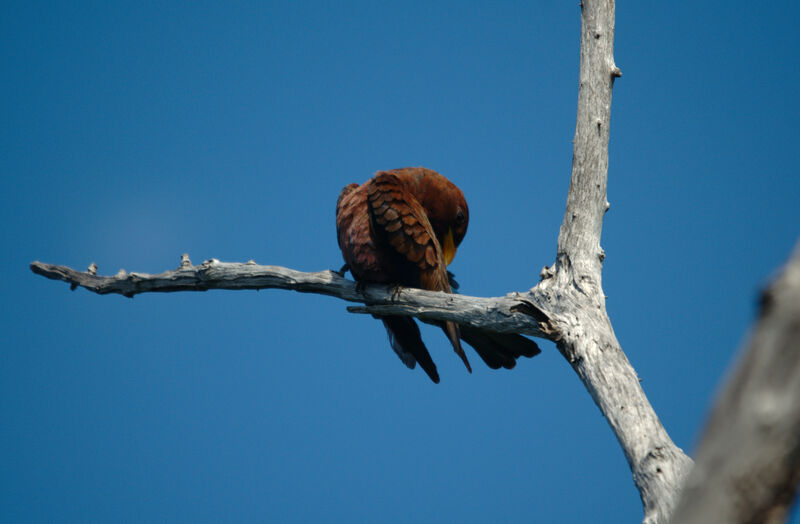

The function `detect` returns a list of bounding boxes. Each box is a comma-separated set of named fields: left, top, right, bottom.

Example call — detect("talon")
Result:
left=334, top=263, right=350, bottom=277
left=389, top=284, right=404, bottom=302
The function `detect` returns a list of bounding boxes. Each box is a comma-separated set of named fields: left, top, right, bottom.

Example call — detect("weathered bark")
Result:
left=29, top=1, right=696, bottom=522
left=522, top=2, right=693, bottom=522
left=29, top=258, right=549, bottom=337
left=670, top=244, right=800, bottom=524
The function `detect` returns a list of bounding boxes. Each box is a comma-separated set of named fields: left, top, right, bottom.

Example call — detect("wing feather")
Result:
left=367, top=172, right=450, bottom=291
left=367, top=171, right=471, bottom=372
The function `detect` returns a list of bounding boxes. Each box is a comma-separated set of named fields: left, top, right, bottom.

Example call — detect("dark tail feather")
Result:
left=442, top=321, right=472, bottom=373
left=459, top=326, right=541, bottom=370
left=380, top=316, right=440, bottom=383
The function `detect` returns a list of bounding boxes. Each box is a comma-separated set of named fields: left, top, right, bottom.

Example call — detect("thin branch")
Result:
left=29, top=258, right=550, bottom=338
left=671, top=242, right=800, bottom=524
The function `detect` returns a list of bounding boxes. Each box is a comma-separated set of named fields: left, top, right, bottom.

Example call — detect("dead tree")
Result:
left=36, top=1, right=800, bottom=522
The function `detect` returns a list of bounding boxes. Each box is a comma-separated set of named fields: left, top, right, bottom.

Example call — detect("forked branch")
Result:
left=536, top=1, right=692, bottom=522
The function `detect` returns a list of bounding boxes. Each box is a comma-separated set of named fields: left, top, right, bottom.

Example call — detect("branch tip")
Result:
left=180, top=254, right=192, bottom=268
left=347, top=306, right=367, bottom=314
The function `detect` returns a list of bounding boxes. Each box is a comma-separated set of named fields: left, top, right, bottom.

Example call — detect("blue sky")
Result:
left=3, top=2, right=799, bottom=522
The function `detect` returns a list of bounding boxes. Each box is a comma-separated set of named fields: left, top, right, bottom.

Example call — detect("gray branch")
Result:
left=537, top=1, right=693, bottom=523
left=29, top=258, right=551, bottom=338
left=670, top=243, right=800, bottom=524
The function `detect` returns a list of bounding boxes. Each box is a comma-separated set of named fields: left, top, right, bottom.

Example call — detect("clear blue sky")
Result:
left=3, top=2, right=799, bottom=523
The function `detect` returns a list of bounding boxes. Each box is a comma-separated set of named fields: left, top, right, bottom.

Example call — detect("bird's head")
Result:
left=405, top=168, right=469, bottom=266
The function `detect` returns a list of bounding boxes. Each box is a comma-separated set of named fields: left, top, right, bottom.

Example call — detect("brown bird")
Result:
left=336, top=167, right=540, bottom=383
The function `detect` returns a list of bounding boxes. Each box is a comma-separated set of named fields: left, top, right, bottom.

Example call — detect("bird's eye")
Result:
left=456, top=209, right=465, bottom=224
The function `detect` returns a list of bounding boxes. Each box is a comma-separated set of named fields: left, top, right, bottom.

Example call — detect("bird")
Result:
left=335, top=167, right=540, bottom=383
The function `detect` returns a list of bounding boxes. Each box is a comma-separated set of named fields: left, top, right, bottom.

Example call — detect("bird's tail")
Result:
left=380, top=316, right=440, bottom=383
left=458, top=326, right=541, bottom=370
left=442, top=321, right=472, bottom=373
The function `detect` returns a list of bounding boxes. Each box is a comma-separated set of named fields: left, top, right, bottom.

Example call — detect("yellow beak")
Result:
left=442, top=228, right=457, bottom=266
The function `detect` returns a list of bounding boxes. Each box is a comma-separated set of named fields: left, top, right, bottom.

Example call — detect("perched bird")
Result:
left=336, top=167, right=540, bottom=383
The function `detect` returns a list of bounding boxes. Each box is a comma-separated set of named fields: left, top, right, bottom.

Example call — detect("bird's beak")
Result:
left=443, top=228, right=457, bottom=266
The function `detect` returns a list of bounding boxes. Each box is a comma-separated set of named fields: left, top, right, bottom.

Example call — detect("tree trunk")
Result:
left=671, top=244, right=800, bottom=524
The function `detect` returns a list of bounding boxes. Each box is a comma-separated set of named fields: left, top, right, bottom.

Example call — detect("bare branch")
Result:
left=556, top=0, right=618, bottom=280
left=671, top=243, right=800, bottom=524
left=29, top=258, right=550, bottom=338
left=537, top=1, right=693, bottom=522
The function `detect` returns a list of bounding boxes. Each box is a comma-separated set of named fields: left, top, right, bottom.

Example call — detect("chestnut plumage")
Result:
left=336, top=167, right=539, bottom=382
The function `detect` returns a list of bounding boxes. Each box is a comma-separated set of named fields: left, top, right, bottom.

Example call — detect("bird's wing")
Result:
left=336, top=182, right=387, bottom=282
left=367, top=171, right=471, bottom=372
left=366, top=172, right=450, bottom=291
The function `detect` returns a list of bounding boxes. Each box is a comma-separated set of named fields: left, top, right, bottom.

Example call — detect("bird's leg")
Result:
left=388, top=284, right=404, bottom=302
left=334, top=263, right=350, bottom=277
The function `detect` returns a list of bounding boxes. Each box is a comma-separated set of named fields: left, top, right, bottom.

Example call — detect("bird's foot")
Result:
left=333, top=263, right=350, bottom=277
left=388, top=284, right=404, bottom=302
